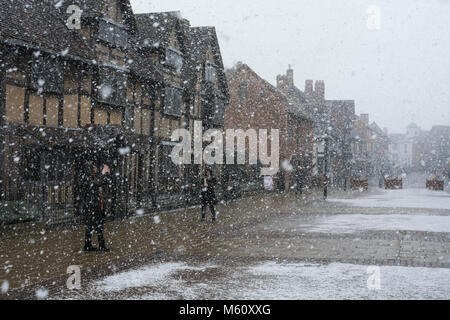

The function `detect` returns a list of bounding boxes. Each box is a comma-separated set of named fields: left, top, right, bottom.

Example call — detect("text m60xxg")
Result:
left=223, top=305, right=271, bottom=315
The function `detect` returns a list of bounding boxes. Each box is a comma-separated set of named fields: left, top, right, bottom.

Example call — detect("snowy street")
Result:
left=3, top=187, right=448, bottom=300
left=2, top=0, right=450, bottom=305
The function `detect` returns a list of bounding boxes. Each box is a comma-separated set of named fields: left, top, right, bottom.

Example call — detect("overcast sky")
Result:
left=130, top=0, right=450, bottom=134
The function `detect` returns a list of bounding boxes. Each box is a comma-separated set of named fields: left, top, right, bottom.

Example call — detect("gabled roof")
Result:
left=131, top=11, right=187, bottom=83
left=0, top=0, right=94, bottom=60
left=369, top=122, right=385, bottom=136
left=184, top=26, right=229, bottom=100
left=126, top=46, right=163, bottom=82
left=227, top=63, right=311, bottom=121
left=134, top=11, right=186, bottom=49
left=134, top=12, right=229, bottom=99
left=228, top=63, right=288, bottom=102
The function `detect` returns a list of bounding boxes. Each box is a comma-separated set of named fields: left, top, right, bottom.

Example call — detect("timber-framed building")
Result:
left=0, top=0, right=229, bottom=223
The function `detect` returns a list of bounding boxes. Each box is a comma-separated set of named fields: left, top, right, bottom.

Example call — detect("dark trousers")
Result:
left=201, top=204, right=216, bottom=221
left=296, top=181, right=303, bottom=194
left=85, top=222, right=106, bottom=248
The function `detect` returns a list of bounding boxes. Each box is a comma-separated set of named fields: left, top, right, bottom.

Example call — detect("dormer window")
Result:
left=205, top=61, right=216, bottom=83
left=165, top=47, right=183, bottom=73
left=98, top=18, right=128, bottom=48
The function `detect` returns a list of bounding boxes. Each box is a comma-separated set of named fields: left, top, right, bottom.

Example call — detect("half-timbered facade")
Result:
left=0, top=2, right=228, bottom=223
left=184, top=26, right=230, bottom=200
left=134, top=12, right=229, bottom=208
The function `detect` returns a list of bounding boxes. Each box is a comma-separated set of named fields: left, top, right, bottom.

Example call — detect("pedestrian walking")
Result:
left=81, top=162, right=111, bottom=252
left=295, top=165, right=306, bottom=195
left=200, top=168, right=217, bottom=222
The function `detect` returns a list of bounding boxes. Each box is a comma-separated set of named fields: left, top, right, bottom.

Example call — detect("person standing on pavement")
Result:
left=200, top=168, right=217, bottom=222
left=82, top=162, right=111, bottom=252
left=295, top=164, right=306, bottom=195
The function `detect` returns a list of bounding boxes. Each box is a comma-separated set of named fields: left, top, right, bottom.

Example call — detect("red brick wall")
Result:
left=225, top=64, right=314, bottom=189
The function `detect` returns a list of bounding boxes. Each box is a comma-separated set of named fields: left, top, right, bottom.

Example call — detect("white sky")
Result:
left=130, top=0, right=450, bottom=134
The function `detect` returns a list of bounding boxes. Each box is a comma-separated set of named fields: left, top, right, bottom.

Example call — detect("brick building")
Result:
left=225, top=63, right=313, bottom=191
left=276, top=67, right=355, bottom=189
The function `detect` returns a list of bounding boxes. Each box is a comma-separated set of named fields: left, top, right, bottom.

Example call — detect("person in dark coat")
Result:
left=295, top=165, right=306, bottom=195
left=82, top=163, right=111, bottom=252
left=200, top=168, right=217, bottom=222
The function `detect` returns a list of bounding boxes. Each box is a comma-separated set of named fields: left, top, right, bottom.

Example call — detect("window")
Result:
left=165, top=47, right=183, bottom=73
left=164, top=86, right=183, bottom=117
left=159, top=144, right=180, bottom=178
left=212, top=98, right=225, bottom=126
left=31, top=55, right=62, bottom=94
left=205, top=62, right=216, bottom=83
left=238, top=83, right=247, bottom=102
left=98, top=18, right=128, bottom=48
left=288, top=128, right=293, bottom=142
left=297, top=128, right=302, bottom=145
left=98, top=68, right=127, bottom=105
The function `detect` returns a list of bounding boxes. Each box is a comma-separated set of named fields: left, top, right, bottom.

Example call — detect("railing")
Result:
left=385, top=179, right=403, bottom=189
left=351, top=179, right=368, bottom=191
left=426, top=180, right=444, bottom=191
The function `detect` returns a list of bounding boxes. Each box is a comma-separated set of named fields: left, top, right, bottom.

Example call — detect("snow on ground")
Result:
left=328, top=188, right=450, bottom=210
left=83, top=261, right=450, bottom=300
left=93, top=262, right=218, bottom=293
left=238, top=262, right=450, bottom=300
left=56, top=187, right=450, bottom=300
left=298, top=214, right=450, bottom=233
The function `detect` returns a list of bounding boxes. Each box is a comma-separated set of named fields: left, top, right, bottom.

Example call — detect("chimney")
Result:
left=314, top=80, right=325, bottom=101
left=360, top=114, right=369, bottom=126
left=181, top=18, right=191, bottom=28
left=276, top=75, right=284, bottom=89
left=305, top=80, right=313, bottom=95
left=286, top=65, right=294, bottom=88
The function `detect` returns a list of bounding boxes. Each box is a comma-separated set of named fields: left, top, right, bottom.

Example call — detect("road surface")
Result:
left=49, top=188, right=450, bottom=300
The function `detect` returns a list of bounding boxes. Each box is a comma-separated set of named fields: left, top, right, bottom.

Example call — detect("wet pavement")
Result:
left=53, top=261, right=450, bottom=300
left=1, top=187, right=450, bottom=299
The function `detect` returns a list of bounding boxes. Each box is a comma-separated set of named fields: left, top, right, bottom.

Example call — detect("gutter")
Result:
left=2, top=38, right=94, bottom=65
